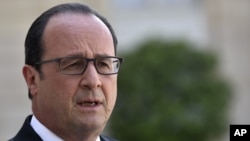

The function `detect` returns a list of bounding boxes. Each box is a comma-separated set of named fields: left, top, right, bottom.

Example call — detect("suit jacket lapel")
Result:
left=100, top=135, right=118, bottom=141
left=9, top=115, right=118, bottom=141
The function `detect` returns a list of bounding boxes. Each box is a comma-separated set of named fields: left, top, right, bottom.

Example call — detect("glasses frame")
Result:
left=34, top=56, right=124, bottom=75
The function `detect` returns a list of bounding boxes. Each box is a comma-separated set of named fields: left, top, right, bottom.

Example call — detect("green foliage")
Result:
left=110, top=39, right=231, bottom=141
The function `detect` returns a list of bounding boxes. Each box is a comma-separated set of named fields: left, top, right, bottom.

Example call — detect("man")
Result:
left=9, top=3, right=123, bottom=141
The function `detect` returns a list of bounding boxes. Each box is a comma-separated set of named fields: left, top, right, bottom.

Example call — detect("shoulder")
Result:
left=8, top=115, right=42, bottom=141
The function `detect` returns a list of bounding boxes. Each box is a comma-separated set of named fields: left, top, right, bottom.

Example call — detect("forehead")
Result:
left=42, top=13, right=114, bottom=57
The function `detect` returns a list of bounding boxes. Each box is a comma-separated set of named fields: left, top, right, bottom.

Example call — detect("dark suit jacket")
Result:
left=9, top=115, right=118, bottom=141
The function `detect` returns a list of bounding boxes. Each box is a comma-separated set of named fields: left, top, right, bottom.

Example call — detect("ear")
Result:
left=22, top=65, right=40, bottom=97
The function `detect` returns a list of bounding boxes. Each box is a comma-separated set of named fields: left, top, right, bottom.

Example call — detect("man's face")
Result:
left=31, top=13, right=117, bottom=136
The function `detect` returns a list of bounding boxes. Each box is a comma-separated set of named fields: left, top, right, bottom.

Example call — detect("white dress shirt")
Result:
left=30, top=115, right=100, bottom=141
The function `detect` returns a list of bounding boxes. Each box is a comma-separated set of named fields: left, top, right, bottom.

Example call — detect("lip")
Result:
left=76, top=99, right=103, bottom=110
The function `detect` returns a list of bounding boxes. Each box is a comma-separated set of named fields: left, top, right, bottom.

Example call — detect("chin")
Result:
left=77, top=116, right=107, bottom=132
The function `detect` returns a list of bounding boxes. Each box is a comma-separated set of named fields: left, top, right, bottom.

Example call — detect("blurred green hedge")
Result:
left=110, top=39, right=231, bottom=141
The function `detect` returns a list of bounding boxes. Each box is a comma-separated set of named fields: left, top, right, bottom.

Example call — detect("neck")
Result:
left=48, top=123, right=102, bottom=141
left=51, top=120, right=104, bottom=141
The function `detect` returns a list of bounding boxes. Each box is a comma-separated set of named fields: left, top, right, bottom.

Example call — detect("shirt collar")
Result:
left=31, top=115, right=100, bottom=141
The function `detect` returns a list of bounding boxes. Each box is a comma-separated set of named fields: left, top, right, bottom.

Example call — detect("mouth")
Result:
left=77, top=100, right=102, bottom=107
left=80, top=101, right=100, bottom=107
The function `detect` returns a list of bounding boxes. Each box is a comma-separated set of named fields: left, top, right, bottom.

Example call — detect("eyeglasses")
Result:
left=34, top=56, right=123, bottom=75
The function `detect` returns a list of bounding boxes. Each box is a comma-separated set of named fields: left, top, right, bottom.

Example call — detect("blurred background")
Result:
left=0, top=0, right=249, bottom=140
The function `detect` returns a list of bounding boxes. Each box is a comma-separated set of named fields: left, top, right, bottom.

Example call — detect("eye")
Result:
left=97, top=60, right=111, bottom=68
left=96, top=58, right=113, bottom=69
left=60, top=58, right=85, bottom=70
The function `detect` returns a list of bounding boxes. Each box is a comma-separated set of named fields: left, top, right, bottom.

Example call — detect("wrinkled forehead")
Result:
left=44, top=12, right=111, bottom=37
left=42, top=13, right=114, bottom=57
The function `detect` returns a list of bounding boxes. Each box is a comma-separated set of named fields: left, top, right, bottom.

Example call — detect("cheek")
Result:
left=41, top=75, right=79, bottom=104
left=103, top=76, right=117, bottom=109
left=56, top=77, right=81, bottom=105
left=42, top=76, right=81, bottom=120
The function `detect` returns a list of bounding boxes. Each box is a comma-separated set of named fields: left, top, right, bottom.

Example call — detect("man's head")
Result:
left=25, top=3, right=118, bottom=99
left=22, top=3, right=121, bottom=140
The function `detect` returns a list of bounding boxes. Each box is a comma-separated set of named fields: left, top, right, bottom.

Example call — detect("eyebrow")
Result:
left=64, top=53, right=114, bottom=58
left=95, top=53, right=114, bottom=57
left=65, top=53, right=83, bottom=58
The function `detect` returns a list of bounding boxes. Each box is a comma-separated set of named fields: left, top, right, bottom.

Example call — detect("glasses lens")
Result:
left=96, top=57, right=120, bottom=74
left=59, top=57, right=87, bottom=74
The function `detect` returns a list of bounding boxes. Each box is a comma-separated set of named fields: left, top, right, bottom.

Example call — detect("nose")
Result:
left=80, top=63, right=102, bottom=89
